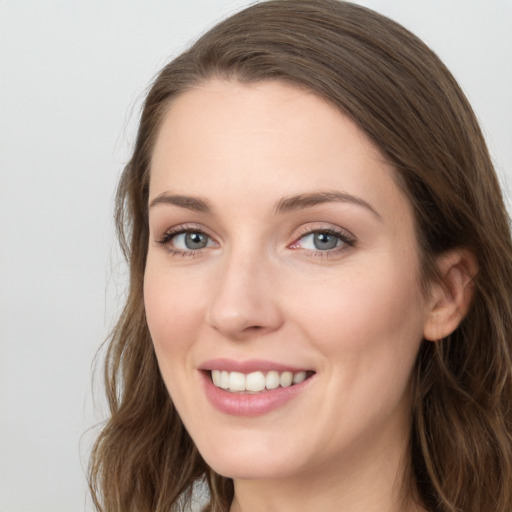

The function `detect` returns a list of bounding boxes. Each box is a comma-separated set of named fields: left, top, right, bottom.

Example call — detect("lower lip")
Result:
left=201, top=372, right=312, bottom=417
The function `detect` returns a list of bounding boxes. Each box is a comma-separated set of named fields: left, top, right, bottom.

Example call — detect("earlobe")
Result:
left=423, top=249, right=478, bottom=342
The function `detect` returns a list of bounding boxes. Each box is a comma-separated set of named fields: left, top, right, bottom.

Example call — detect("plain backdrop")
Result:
left=0, top=1, right=511, bottom=511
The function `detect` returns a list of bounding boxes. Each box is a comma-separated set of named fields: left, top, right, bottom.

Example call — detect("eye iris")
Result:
left=314, top=232, right=339, bottom=250
left=185, top=232, right=208, bottom=250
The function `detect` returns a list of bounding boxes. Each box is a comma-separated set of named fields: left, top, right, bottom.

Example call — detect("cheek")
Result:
left=143, top=259, right=207, bottom=357
left=143, top=261, right=210, bottom=417
left=293, top=256, right=425, bottom=364
left=292, top=258, right=425, bottom=439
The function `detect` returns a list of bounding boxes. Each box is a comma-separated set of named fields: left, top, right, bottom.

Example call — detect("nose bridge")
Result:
left=206, top=242, right=282, bottom=338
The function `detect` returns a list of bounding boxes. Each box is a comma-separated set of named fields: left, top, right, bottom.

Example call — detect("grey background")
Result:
left=1, top=1, right=511, bottom=511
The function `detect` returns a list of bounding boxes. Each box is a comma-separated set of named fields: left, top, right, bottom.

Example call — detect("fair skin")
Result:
left=144, top=79, right=469, bottom=512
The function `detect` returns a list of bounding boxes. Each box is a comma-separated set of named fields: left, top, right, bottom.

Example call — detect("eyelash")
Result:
left=156, top=225, right=356, bottom=258
left=291, top=226, right=356, bottom=258
left=156, top=224, right=210, bottom=257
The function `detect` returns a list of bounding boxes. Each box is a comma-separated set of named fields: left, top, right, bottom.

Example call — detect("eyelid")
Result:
left=155, top=223, right=218, bottom=255
left=153, top=222, right=356, bottom=258
left=289, top=224, right=357, bottom=255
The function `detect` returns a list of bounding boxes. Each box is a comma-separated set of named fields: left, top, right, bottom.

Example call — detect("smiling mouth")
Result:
left=209, top=370, right=315, bottom=393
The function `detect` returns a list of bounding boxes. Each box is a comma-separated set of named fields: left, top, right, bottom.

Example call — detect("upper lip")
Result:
left=198, top=358, right=312, bottom=373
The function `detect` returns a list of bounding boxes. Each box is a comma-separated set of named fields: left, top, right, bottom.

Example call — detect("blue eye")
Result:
left=300, top=231, right=342, bottom=250
left=292, top=228, right=356, bottom=254
left=173, top=231, right=211, bottom=250
left=157, top=227, right=216, bottom=254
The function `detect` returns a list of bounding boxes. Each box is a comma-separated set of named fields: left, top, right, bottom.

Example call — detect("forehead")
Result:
left=151, top=79, right=376, bottom=165
left=149, top=79, right=410, bottom=222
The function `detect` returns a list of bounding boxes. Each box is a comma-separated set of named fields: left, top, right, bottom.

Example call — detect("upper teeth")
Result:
left=211, top=370, right=307, bottom=393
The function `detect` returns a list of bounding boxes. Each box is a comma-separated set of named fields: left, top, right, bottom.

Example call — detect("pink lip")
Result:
left=199, top=359, right=314, bottom=417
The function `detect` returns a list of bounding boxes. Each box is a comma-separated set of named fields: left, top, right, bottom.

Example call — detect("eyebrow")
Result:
left=274, top=191, right=381, bottom=219
left=149, top=193, right=212, bottom=212
left=148, top=190, right=381, bottom=219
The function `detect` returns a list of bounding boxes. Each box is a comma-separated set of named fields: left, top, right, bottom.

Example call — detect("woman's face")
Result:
left=144, top=80, right=430, bottom=482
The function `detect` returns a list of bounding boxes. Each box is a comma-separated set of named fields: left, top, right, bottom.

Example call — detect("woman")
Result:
left=89, top=1, right=512, bottom=511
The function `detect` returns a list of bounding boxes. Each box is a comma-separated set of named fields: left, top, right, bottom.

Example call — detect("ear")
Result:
left=423, top=249, right=478, bottom=342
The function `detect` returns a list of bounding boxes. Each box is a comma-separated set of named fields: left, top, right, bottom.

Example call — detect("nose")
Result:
left=206, top=250, right=284, bottom=340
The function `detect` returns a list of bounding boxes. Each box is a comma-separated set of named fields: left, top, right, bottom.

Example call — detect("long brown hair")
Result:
left=89, top=1, right=512, bottom=511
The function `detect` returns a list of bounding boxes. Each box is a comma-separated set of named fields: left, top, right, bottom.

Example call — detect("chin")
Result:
left=194, top=431, right=307, bottom=481
left=206, top=456, right=296, bottom=481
